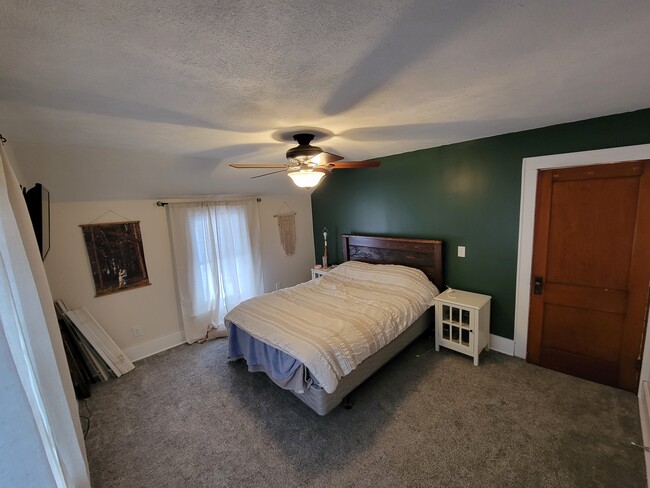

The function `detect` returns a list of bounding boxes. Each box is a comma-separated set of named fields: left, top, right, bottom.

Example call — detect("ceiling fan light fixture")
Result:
left=287, top=168, right=327, bottom=189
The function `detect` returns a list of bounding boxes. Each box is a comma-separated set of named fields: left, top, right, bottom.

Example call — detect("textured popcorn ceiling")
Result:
left=1, top=0, right=649, bottom=201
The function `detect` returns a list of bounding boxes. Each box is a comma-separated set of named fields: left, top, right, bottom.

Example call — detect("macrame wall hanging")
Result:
left=274, top=203, right=296, bottom=256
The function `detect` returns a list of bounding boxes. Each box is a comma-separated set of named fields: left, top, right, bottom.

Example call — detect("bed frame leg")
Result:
left=342, top=395, right=353, bottom=409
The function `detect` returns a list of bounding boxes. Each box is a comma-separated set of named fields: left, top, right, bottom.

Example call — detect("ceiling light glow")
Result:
left=287, top=169, right=327, bottom=189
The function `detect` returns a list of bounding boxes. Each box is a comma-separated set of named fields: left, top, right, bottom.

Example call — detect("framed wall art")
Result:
left=80, top=221, right=151, bottom=297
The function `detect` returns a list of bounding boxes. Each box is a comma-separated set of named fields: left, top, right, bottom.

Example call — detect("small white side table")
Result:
left=311, top=266, right=336, bottom=280
left=434, top=288, right=491, bottom=365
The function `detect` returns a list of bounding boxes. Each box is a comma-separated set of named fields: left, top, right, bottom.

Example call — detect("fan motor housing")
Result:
left=286, top=133, right=322, bottom=162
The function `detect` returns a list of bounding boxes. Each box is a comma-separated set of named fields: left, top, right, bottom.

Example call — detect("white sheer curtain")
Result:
left=168, top=199, right=264, bottom=343
left=0, top=144, right=90, bottom=487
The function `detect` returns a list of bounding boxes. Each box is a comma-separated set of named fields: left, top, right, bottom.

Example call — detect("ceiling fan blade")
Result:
left=251, top=169, right=287, bottom=179
left=328, top=160, right=381, bottom=169
left=230, top=163, right=289, bottom=169
left=309, top=151, right=344, bottom=165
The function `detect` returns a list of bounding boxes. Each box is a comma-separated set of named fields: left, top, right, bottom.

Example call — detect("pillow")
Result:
left=328, top=260, right=437, bottom=292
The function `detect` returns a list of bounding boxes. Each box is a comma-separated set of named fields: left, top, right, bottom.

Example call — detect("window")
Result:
left=168, top=199, right=264, bottom=343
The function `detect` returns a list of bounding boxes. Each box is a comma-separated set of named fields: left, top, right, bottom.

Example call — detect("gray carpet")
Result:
left=83, top=334, right=646, bottom=487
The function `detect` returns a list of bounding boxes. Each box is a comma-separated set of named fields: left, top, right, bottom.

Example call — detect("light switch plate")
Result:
left=458, top=246, right=466, bottom=258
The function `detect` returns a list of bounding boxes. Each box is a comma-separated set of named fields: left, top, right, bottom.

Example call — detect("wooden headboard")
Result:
left=341, top=234, right=444, bottom=290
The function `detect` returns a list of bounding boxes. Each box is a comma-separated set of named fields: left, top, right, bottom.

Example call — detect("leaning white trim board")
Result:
left=65, top=307, right=135, bottom=376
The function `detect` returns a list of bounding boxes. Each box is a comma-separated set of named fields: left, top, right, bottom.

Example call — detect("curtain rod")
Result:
left=156, top=198, right=262, bottom=207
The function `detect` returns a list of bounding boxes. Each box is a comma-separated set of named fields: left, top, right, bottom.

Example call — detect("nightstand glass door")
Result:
left=441, top=304, right=473, bottom=350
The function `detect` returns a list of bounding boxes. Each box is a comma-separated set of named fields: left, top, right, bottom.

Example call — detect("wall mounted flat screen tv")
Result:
left=25, top=183, right=50, bottom=260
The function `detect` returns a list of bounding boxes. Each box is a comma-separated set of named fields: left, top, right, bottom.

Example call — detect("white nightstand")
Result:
left=434, top=288, right=491, bottom=365
left=311, top=266, right=336, bottom=280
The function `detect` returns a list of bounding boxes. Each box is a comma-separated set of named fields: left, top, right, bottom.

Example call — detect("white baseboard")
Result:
left=638, top=381, right=650, bottom=486
left=122, top=330, right=513, bottom=362
left=489, top=334, right=515, bottom=356
left=123, top=330, right=185, bottom=362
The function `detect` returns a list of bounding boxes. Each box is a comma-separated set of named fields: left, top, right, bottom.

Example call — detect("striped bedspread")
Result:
left=224, top=261, right=439, bottom=393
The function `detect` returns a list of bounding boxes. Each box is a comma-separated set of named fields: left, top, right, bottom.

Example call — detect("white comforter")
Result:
left=224, top=261, right=439, bottom=393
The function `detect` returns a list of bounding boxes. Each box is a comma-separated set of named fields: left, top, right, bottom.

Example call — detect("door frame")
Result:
left=514, top=143, right=650, bottom=390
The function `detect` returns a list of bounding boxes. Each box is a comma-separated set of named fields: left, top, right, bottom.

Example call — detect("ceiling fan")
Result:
left=229, top=133, right=380, bottom=189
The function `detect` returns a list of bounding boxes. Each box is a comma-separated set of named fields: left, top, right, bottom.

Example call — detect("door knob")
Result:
left=533, top=276, right=544, bottom=295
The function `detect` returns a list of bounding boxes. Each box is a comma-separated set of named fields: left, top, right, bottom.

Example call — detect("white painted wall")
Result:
left=257, top=194, right=315, bottom=291
left=1, top=145, right=90, bottom=487
left=45, top=200, right=182, bottom=356
left=44, top=194, right=314, bottom=360
left=0, top=328, right=56, bottom=487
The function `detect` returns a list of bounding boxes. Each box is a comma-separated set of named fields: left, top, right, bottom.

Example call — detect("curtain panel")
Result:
left=168, top=199, right=264, bottom=343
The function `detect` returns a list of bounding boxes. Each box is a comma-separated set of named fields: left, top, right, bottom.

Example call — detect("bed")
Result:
left=225, top=234, right=444, bottom=415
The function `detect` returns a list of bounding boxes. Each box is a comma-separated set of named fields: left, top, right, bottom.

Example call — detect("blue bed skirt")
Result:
left=227, top=323, right=311, bottom=392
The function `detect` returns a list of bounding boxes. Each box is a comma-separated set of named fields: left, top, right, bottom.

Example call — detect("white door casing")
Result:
left=514, top=143, right=650, bottom=364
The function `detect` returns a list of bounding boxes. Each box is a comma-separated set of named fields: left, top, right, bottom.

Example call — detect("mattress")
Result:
left=225, top=261, right=439, bottom=394
left=292, top=307, right=433, bottom=415
left=228, top=307, right=433, bottom=415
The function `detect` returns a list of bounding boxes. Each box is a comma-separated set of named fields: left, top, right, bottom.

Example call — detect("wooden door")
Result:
left=527, top=160, right=650, bottom=391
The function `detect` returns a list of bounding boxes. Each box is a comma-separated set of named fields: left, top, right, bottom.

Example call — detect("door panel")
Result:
left=541, top=304, right=622, bottom=362
left=544, top=283, right=627, bottom=315
left=546, top=177, right=638, bottom=289
left=540, top=348, right=618, bottom=387
left=528, top=160, right=650, bottom=391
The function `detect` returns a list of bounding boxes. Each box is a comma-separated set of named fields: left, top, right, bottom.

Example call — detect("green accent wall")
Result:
left=311, top=108, right=650, bottom=340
